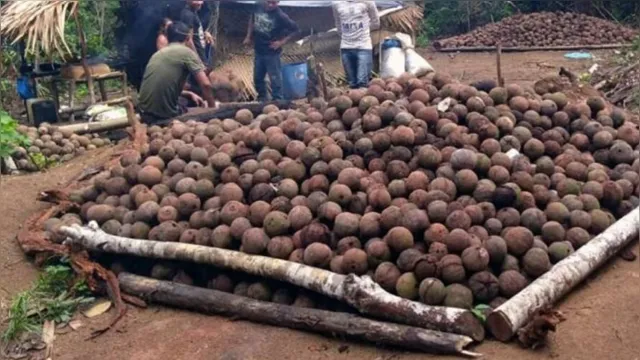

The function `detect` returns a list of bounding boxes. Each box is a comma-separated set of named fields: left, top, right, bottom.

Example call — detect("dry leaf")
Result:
left=83, top=300, right=112, bottom=318
left=42, top=320, right=55, bottom=360
left=68, top=320, right=83, bottom=331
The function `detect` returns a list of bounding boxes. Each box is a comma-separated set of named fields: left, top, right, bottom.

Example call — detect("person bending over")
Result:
left=138, top=22, right=215, bottom=124
left=243, top=0, right=299, bottom=101
left=332, top=1, right=379, bottom=89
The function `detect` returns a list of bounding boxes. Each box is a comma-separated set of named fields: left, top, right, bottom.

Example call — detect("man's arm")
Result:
left=280, top=9, right=299, bottom=37
left=243, top=15, right=254, bottom=45
left=183, top=48, right=215, bottom=107
left=193, top=71, right=215, bottom=107
left=367, top=1, right=380, bottom=30
left=332, top=4, right=342, bottom=34
left=270, top=10, right=299, bottom=49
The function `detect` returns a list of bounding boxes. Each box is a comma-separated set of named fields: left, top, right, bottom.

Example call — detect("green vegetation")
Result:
left=3, top=262, right=93, bottom=342
left=65, top=0, right=121, bottom=58
left=0, top=110, right=29, bottom=158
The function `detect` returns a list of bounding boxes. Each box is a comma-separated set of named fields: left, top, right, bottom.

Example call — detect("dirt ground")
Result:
left=1, top=51, right=639, bottom=360
left=421, top=49, right=607, bottom=88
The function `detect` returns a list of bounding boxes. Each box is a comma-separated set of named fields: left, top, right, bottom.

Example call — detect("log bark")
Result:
left=119, top=273, right=479, bottom=356
left=487, top=206, right=640, bottom=341
left=61, top=223, right=485, bottom=341
left=434, top=43, right=630, bottom=53
left=54, top=117, right=131, bottom=135
left=2, top=156, right=18, bottom=174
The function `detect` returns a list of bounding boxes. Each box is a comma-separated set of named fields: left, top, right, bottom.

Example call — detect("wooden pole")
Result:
left=72, top=7, right=96, bottom=105
left=487, top=207, right=640, bottom=341
left=61, top=222, right=485, bottom=341
left=118, top=273, right=480, bottom=357
left=496, top=43, right=504, bottom=87
left=53, top=117, right=130, bottom=135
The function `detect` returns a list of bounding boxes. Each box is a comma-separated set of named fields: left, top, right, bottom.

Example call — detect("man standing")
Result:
left=243, top=1, right=299, bottom=101
left=180, top=0, right=215, bottom=67
left=138, top=22, right=215, bottom=124
left=332, top=1, right=380, bottom=89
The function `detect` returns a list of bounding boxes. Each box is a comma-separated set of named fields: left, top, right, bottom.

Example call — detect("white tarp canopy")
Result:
left=230, top=1, right=405, bottom=8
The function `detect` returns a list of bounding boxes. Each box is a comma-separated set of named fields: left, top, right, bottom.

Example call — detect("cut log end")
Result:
left=458, top=312, right=486, bottom=342
left=486, top=311, right=514, bottom=341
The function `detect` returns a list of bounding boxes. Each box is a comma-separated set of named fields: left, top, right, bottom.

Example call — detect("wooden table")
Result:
left=51, top=71, right=129, bottom=121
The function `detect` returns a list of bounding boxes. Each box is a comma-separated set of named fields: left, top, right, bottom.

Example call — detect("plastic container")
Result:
left=282, top=62, right=308, bottom=100
left=382, top=39, right=402, bottom=50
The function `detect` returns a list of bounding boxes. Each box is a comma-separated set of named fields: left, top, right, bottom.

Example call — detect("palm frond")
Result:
left=381, top=5, right=424, bottom=34
left=0, top=0, right=78, bottom=58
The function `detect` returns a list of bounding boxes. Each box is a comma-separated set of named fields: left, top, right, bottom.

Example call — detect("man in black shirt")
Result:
left=243, top=1, right=299, bottom=101
left=180, top=0, right=214, bottom=67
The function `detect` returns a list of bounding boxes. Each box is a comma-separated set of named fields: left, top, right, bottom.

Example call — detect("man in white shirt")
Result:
left=332, top=1, right=380, bottom=89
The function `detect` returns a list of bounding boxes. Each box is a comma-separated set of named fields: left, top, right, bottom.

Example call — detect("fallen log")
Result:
left=1, top=156, right=18, bottom=174
left=487, top=206, right=640, bottom=341
left=61, top=222, right=485, bottom=341
left=119, top=273, right=479, bottom=356
left=53, top=116, right=133, bottom=135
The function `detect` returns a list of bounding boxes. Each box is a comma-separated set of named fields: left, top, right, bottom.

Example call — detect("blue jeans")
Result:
left=341, top=49, right=373, bottom=89
left=254, top=53, right=283, bottom=101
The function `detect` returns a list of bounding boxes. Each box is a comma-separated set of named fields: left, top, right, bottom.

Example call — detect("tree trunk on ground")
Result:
left=119, top=273, right=479, bottom=356
left=61, top=223, right=485, bottom=341
left=487, top=207, right=640, bottom=341
left=54, top=117, right=131, bottom=135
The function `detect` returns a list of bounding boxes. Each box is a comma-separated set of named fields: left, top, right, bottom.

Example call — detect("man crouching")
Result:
left=138, top=21, right=215, bottom=124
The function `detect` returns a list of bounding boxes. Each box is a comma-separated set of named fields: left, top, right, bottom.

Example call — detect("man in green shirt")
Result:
left=138, top=21, right=215, bottom=124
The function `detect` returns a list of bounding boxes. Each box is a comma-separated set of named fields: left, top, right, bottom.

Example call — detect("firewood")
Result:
left=61, top=222, right=485, bottom=341
left=487, top=207, right=639, bottom=341
left=119, top=273, right=480, bottom=357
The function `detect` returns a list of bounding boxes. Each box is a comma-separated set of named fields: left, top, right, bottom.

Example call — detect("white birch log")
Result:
left=2, top=156, right=18, bottom=174
left=487, top=206, right=640, bottom=341
left=119, top=273, right=480, bottom=357
left=62, top=222, right=485, bottom=341
left=54, top=117, right=131, bottom=135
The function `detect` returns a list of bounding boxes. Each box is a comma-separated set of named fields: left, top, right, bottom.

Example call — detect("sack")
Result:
left=380, top=47, right=406, bottom=79
left=405, top=48, right=434, bottom=77
left=17, top=76, right=35, bottom=100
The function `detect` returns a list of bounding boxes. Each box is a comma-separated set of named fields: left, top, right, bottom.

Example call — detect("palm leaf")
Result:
left=0, top=0, right=78, bottom=58
left=381, top=5, right=424, bottom=34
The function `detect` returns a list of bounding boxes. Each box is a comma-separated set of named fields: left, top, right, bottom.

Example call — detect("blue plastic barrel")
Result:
left=382, top=39, right=402, bottom=50
left=282, top=62, right=308, bottom=100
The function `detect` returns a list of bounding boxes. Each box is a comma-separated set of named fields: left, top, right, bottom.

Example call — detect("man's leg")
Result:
left=267, top=54, right=284, bottom=100
left=356, top=49, right=373, bottom=89
left=341, top=49, right=358, bottom=89
left=254, top=54, right=268, bottom=101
